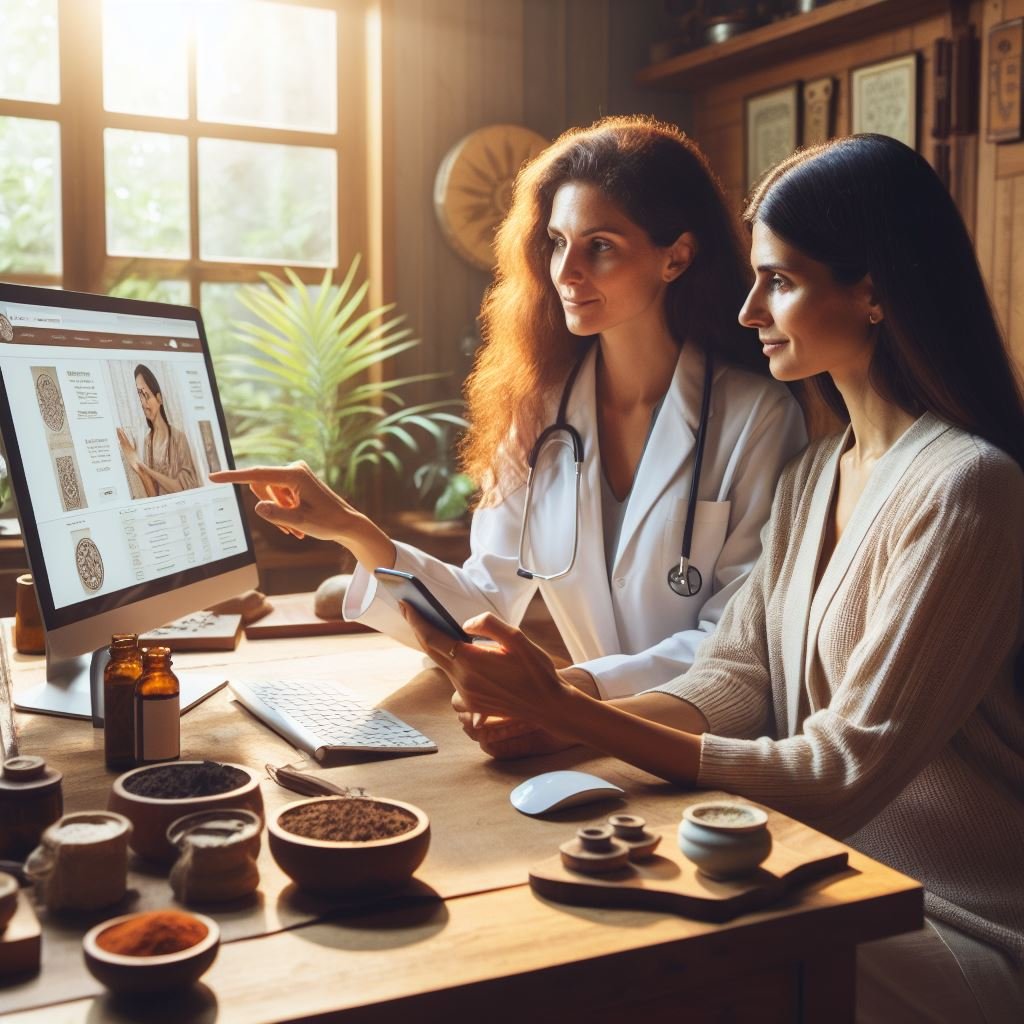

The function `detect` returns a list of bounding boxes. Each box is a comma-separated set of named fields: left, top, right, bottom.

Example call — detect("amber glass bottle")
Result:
left=134, top=646, right=180, bottom=765
left=104, top=633, right=142, bottom=770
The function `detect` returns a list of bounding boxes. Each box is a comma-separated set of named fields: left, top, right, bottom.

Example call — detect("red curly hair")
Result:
left=460, top=115, right=760, bottom=495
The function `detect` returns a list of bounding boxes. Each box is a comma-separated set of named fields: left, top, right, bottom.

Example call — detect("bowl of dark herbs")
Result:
left=268, top=796, right=429, bottom=895
left=109, top=761, right=263, bottom=863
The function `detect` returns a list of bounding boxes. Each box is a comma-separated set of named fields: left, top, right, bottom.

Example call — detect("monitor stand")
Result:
left=13, top=646, right=227, bottom=726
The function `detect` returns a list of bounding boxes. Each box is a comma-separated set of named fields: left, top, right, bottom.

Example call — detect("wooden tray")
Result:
left=243, top=592, right=375, bottom=640
left=140, top=611, right=243, bottom=651
left=529, top=822, right=850, bottom=923
left=0, top=890, right=41, bottom=977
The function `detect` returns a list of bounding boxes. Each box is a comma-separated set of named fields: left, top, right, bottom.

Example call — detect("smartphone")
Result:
left=373, top=568, right=474, bottom=643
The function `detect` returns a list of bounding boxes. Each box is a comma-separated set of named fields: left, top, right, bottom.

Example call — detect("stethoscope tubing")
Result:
left=516, top=343, right=713, bottom=596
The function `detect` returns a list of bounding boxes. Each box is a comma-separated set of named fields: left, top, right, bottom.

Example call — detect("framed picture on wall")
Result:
left=745, top=84, right=801, bottom=192
left=802, top=77, right=837, bottom=146
left=987, top=18, right=1024, bottom=143
left=850, top=53, right=919, bottom=149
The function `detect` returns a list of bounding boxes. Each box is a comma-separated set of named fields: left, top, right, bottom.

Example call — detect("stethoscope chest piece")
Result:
left=667, top=562, right=702, bottom=598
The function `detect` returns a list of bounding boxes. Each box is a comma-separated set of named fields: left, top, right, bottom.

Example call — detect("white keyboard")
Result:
left=230, top=678, right=437, bottom=761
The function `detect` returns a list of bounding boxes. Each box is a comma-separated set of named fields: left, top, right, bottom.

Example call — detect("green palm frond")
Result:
left=223, top=257, right=466, bottom=494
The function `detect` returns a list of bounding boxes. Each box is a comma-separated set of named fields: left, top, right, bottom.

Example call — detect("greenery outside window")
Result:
left=0, top=0, right=372, bottom=361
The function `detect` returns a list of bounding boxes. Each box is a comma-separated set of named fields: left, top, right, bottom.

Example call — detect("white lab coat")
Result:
left=344, top=343, right=807, bottom=697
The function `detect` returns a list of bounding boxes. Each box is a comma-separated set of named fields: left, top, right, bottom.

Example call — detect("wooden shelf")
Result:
left=636, top=0, right=953, bottom=92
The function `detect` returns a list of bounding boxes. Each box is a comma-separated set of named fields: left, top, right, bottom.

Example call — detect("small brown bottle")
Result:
left=134, top=646, right=180, bottom=765
left=104, top=633, right=143, bottom=770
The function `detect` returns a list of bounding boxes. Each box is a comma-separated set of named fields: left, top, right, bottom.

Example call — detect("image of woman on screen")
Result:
left=117, top=363, right=199, bottom=496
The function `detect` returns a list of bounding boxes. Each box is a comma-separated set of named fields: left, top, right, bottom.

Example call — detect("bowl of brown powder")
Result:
left=268, top=796, right=430, bottom=895
left=109, top=761, right=264, bottom=864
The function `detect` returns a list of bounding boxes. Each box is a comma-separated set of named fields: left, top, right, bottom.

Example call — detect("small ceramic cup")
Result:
left=24, top=810, right=132, bottom=911
left=677, top=801, right=772, bottom=880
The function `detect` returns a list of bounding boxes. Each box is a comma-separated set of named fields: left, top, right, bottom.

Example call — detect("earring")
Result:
left=868, top=313, right=880, bottom=325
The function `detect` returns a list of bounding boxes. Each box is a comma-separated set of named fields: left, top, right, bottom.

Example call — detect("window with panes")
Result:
left=0, top=0, right=367, bottom=363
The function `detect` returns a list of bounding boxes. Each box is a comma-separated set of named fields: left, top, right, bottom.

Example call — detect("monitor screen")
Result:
left=0, top=283, right=257, bottom=717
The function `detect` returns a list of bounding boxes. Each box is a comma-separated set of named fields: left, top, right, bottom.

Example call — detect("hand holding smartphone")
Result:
left=373, top=568, right=474, bottom=643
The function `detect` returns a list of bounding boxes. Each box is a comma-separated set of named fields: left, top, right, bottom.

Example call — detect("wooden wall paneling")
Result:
left=338, top=2, right=371, bottom=280
left=565, top=0, right=610, bottom=125
left=991, top=177, right=1015, bottom=333
left=976, top=0, right=1007, bottom=279
left=426, top=0, right=486, bottom=402
left=388, top=0, right=610, bottom=422
left=1010, top=175, right=1024, bottom=365
left=390, top=1, right=429, bottom=403
left=976, top=0, right=1024, bottom=369
left=523, top=0, right=570, bottom=140
left=996, top=143, right=1024, bottom=175
left=389, top=0, right=491, bottom=411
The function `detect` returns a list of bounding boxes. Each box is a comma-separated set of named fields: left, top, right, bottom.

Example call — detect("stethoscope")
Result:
left=515, top=345, right=714, bottom=597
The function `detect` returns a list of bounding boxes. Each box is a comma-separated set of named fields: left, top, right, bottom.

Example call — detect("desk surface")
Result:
left=0, top=628, right=923, bottom=1024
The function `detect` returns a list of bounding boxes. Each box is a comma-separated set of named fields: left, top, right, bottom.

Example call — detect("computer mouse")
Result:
left=509, top=770, right=625, bottom=816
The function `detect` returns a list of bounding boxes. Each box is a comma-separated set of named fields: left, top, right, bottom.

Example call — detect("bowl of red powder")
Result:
left=108, top=761, right=263, bottom=863
left=268, top=796, right=430, bottom=895
left=83, top=909, right=219, bottom=993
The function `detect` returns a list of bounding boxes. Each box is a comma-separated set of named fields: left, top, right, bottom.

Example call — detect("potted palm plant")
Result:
left=224, top=258, right=464, bottom=496
left=221, top=260, right=465, bottom=579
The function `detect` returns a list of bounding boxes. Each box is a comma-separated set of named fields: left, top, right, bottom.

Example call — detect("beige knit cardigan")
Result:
left=653, top=413, right=1024, bottom=960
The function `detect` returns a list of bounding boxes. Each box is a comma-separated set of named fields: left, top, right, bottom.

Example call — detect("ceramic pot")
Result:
left=677, top=801, right=771, bottom=879
left=108, top=762, right=263, bottom=864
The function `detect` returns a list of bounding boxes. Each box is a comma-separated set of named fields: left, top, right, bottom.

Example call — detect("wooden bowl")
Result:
left=268, top=796, right=430, bottom=895
left=0, top=871, right=18, bottom=932
left=83, top=911, right=219, bottom=993
left=108, top=762, right=263, bottom=864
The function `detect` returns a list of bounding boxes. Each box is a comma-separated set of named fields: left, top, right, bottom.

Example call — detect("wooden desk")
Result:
left=0, top=629, right=923, bottom=1023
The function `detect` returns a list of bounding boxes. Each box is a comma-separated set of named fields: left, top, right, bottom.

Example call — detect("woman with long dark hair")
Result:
left=117, top=363, right=199, bottom=495
left=410, top=135, right=1024, bottom=1019
left=213, top=116, right=805, bottom=699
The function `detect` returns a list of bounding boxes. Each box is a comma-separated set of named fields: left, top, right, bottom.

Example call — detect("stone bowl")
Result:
left=677, top=801, right=772, bottom=880
left=83, top=911, right=219, bottom=994
left=108, top=762, right=263, bottom=864
left=267, top=796, right=430, bottom=895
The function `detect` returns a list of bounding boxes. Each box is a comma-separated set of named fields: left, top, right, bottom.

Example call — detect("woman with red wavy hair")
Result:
left=213, top=115, right=805, bottom=698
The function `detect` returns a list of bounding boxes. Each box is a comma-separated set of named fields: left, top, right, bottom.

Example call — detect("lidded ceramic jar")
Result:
left=0, top=755, right=63, bottom=859
left=677, top=801, right=772, bottom=879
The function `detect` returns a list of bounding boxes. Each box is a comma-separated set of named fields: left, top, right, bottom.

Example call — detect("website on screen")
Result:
left=0, top=301, right=247, bottom=610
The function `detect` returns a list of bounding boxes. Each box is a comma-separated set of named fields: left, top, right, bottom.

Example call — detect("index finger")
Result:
left=209, top=466, right=302, bottom=485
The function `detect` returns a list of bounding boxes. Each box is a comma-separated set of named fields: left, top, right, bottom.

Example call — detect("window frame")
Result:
left=0, top=0, right=374, bottom=303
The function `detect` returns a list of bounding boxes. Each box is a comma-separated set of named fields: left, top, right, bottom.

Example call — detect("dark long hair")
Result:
left=744, top=134, right=1024, bottom=467
left=463, top=114, right=762, bottom=490
left=134, top=363, right=171, bottom=432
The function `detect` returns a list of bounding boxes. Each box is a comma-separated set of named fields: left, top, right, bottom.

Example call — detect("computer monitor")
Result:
left=0, top=282, right=258, bottom=720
